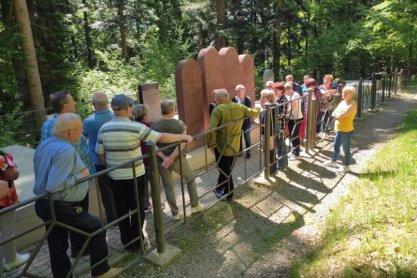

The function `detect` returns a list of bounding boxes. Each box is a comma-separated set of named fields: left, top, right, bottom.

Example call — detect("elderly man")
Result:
left=83, top=92, right=117, bottom=224
left=33, top=113, right=121, bottom=278
left=207, top=89, right=260, bottom=201
left=232, top=84, right=252, bottom=159
left=96, top=94, right=193, bottom=251
left=285, top=74, right=302, bottom=95
left=41, top=90, right=93, bottom=258
left=152, top=100, right=203, bottom=219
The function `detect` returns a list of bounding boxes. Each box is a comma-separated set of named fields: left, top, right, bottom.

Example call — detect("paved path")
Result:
left=119, top=90, right=417, bottom=277
left=6, top=90, right=416, bottom=278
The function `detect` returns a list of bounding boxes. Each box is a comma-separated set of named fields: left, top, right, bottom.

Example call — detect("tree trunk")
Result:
left=14, top=0, right=45, bottom=128
left=82, top=0, right=94, bottom=68
left=117, top=0, right=128, bottom=62
left=273, top=0, right=283, bottom=80
left=216, top=0, right=226, bottom=49
left=287, top=17, right=292, bottom=66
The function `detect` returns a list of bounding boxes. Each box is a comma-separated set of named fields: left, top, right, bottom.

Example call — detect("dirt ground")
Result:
left=122, top=89, right=417, bottom=278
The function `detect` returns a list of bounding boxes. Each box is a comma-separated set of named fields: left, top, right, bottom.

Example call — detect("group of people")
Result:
left=0, top=72, right=357, bottom=277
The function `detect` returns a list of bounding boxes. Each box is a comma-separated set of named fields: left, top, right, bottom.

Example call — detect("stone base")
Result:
left=254, top=171, right=278, bottom=187
left=145, top=244, right=182, bottom=267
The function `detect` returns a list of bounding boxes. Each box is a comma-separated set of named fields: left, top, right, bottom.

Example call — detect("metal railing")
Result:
left=0, top=69, right=407, bottom=277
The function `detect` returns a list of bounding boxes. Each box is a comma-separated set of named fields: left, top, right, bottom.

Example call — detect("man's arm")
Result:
left=157, top=133, right=192, bottom=144
left=207, top=108, right=221, bottom=148
left=244, top=106, right=261, bottom=118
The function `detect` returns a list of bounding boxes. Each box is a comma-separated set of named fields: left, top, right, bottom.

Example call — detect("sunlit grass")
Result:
left=291, top=108, right=417, bottom=277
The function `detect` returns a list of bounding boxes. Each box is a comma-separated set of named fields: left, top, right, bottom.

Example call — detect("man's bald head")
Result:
left=91, top=92, right=109, bottom=109
left=53, top=113, right=83, bottom=143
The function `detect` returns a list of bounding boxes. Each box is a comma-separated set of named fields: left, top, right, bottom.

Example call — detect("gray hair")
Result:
left=91, top=92, right=109, bottom=106
left=132, top=104, right=148, bottom=121
left=284, top=82, right=293, bottom=89
left=235, top=84, right=245, bottom=92
left=53, top=113, right=81, bottom=136
left=213, top=88, right=229, bottom=100
left=160, top=99, right=177, bottom=115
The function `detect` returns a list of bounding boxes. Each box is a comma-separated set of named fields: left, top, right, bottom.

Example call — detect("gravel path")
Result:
left=123, top=90, right=417, bottom=278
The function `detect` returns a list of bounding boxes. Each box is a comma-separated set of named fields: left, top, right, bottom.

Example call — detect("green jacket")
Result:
left=207, top=100, right=260, bottom=156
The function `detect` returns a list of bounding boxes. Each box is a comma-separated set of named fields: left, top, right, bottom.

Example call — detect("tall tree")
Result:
left=14, top=0, right=45, bottom=128
left=216, top=0, right=226, bottom=49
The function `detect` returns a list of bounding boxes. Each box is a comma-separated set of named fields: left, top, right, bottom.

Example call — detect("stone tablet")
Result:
left=263, top=68, right=274, bottom=88
left=219, top=47, right=239, bottom=98
left=137, top=83, right=162, bottom=123
left=175, top=60, right=205, bottom=151
left=197, top=47, right=221, bottom=128
left=238, top=54, right=256, bottom=107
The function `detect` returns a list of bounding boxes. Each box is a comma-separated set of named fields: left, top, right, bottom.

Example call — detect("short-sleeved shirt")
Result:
left=285, top=92, right=303, bottom=120
left=33, top=137, right=88, bottom=202
left=0, top=150, right=18, bottom=207
left=152, top=118, right=186, bottom=156
left=83, top=109, right=114, bottom=166
left=95, top=117, right=161, bottom=180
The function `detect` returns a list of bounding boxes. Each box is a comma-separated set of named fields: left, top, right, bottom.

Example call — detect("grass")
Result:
left=290, top=106, right=417, bottom=277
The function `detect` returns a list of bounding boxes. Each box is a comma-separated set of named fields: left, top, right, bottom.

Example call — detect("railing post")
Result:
left=357, top=78, right=363, bottom=118
left=371, top=72, right=376, bottom=110
left=264, top=104, right=271, bottom=180
left=305, top=88, right=314, bottom=154
left=145, top=142, right=182, bottom=266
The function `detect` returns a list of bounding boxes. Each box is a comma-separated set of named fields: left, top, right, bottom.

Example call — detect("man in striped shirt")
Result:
left=95, top=94, right=192, bottom=251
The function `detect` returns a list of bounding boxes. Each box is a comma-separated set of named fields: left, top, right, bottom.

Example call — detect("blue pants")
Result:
left=332, top=131, right=353, bottom=166
left=276, top=136, right=288, bottom=170
left=35, top=199, right=110, bottom=278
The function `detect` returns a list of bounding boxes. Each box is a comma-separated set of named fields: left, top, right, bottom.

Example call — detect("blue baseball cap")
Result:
left=111, top=94, right=134, bottom=110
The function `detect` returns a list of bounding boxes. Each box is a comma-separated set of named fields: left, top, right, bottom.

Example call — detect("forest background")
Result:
left=0, top=0, right=416, bottom=145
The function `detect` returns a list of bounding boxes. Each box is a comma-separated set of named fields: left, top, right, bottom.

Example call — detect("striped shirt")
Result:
left=95, top=117, right=161, bottom=180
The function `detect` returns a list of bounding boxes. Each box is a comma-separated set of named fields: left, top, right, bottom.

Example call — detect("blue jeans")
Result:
left=276, top=136, right=288, bottom=170
left=332, top=131, right=353, bottom=166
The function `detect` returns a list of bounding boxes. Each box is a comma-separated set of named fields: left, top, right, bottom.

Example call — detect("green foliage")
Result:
left=291, top=105, right=417, bottom=277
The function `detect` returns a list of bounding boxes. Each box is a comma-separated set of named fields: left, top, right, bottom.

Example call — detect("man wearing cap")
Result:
left=96, top=94, right=193, bottom=251
left=83, top=92, right=117, bottom=224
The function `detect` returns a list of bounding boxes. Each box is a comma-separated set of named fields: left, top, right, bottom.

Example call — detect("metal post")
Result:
left=146, top=142, right=165, bottom=253
left=264, top=104, right=271, bottom=179
left=357, top=78, right=363, bottom=118
left=305, top=88, right=314, bottom=154
left=178, top=144, right=187, bottom=223
left=145, top=142, right=182, bottom=266
left=371, top=72, right=376, bottom=110
left=131, top=162, right=144, bottom=253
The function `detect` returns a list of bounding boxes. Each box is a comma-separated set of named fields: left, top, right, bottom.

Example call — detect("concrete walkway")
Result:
left=6, top=91, right=416, bottom=278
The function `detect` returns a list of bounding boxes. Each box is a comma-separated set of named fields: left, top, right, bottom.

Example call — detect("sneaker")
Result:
left=324, top=160, right=338, bottom=168
left=3, top=253, right=30, bottom=272
left=191, top=203, right=204, bottom=214
left=171, top=214, right=180, bottom=220
left=215, top=191, right=225, bottom=199
left=144, top=203, right=152, bottom=212
left=337, top=165, right=351, bottom=173
left=93, top=267, right=124, bottom=278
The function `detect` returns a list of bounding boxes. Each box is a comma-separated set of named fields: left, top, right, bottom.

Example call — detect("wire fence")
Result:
left=0, top=69, right=407, bottom=277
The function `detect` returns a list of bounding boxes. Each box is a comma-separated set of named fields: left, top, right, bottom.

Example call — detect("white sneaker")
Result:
left=338, top=165, right=351, bottom=173
left=171, top=214, right=180, bottom=220
left=191, top=203, right=204, bottom=214
left=3, top=253, right=30, bottom=272
left=324, top=160, right=338, bottom=168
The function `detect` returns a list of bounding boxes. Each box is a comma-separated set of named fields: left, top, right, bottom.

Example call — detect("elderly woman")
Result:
left=325, top=86, right=357, bottom=173
left=318, top=74, right=338, bottom=133
left=274, top=82, right=289, bottom=170
left=152, top=100, right=203, bottom=219
left=259, top=89, right=277, bottom=174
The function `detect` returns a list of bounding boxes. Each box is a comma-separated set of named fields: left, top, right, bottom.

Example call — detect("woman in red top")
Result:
left=0, top=149, right=29, bottom=272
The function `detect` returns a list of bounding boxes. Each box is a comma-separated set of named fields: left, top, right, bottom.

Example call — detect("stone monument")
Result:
left=137, top=83, right=162, bottom=123
left=263, top=68, right=274, bottom=88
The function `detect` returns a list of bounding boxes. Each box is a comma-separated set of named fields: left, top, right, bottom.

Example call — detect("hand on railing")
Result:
left=81, top=168, right=89, bottom=178
left=183, top=134, right=193, bottom=143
